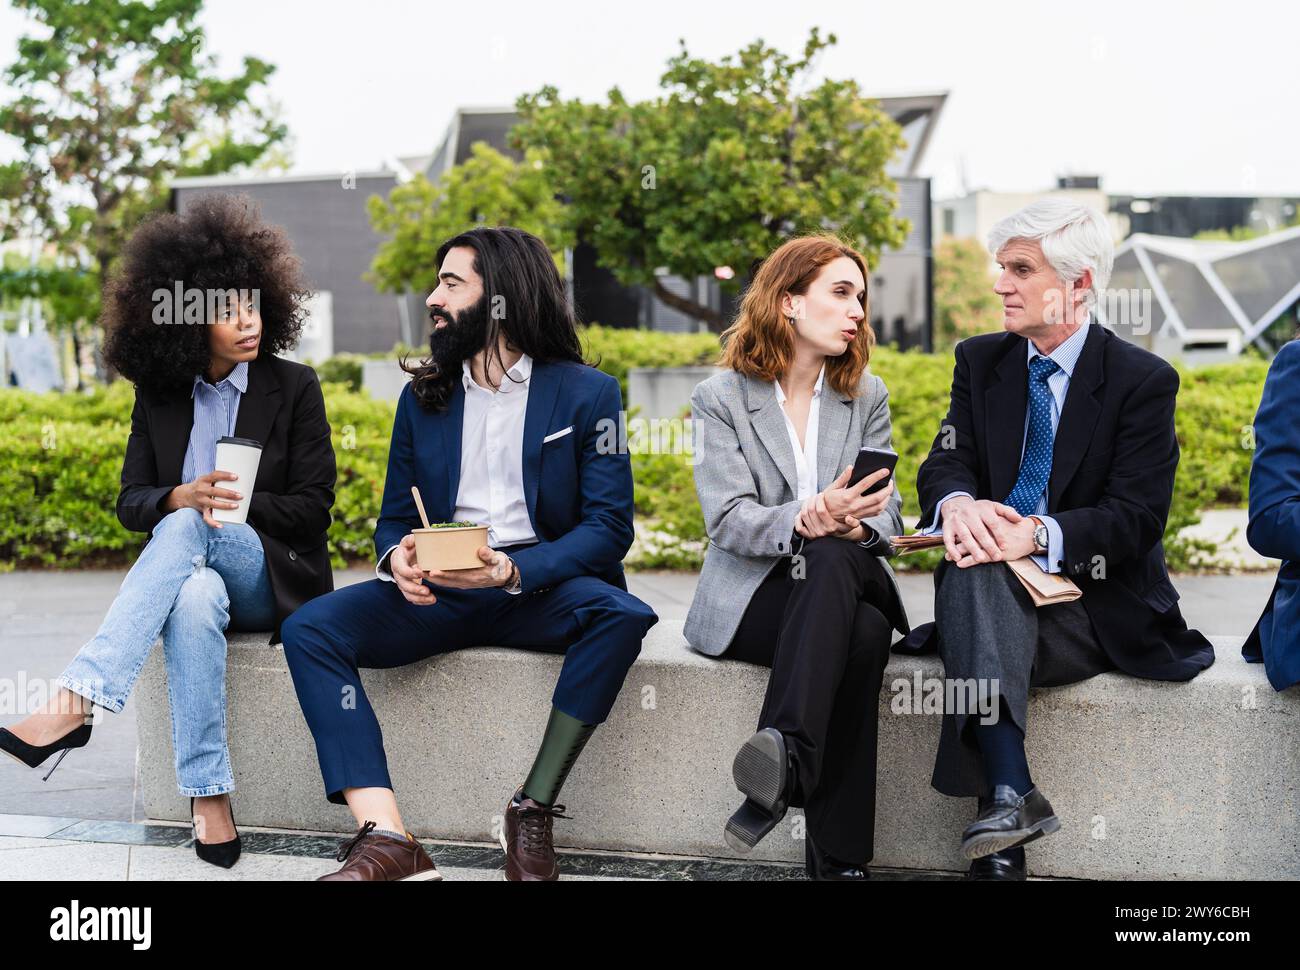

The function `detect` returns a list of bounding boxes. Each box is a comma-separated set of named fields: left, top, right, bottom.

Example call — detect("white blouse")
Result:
left=773, top=365, right=826, bottom=501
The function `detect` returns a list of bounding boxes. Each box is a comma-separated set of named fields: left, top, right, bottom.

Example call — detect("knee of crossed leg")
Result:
left=936, top=559, right=997, bottom=607
left=152, top=505, right=206, bottom=542
left=849, top=603, right=894, bottom=669
left=800, top=535, right=855, bottom=561
left=172, top=566, right=229, bottom=620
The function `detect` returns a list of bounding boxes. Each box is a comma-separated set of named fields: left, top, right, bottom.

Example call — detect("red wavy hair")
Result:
left=719, top=234, right=873, bottom=397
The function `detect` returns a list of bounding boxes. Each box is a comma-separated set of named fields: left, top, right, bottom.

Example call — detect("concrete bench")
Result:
left=135, top=621, right=1300, bottom=879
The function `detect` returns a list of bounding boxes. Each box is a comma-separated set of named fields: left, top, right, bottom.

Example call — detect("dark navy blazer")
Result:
left=373, top=359, right=634, bottom=595
left=1244, top=340, right=1300, bottom=691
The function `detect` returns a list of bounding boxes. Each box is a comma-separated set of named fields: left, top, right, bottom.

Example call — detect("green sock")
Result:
left=521, top=707, right=596, bottom=806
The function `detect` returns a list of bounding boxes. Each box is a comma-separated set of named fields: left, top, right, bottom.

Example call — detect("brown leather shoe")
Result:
left=318, top=821, right=442, bottom=881
left=501, top=787, right=571, bottom=881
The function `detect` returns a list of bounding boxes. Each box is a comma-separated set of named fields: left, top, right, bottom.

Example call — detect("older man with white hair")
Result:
left=906, top=198, right=1214, bottom=880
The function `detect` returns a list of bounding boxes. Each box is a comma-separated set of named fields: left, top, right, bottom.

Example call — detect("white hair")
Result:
left=988, top=198, right=1114, bottom=301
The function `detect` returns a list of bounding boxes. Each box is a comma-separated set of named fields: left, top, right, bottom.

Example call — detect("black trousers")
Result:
left=725, top=537, right=902, bottom=864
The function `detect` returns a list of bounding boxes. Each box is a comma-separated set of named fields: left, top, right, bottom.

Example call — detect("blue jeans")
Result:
left=58, top=507, right=276, bottom=796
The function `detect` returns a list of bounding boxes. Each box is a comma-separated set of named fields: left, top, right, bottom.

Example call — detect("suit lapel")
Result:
left=152, top=391, right=195, bottom=485
left=1048, top=325, right=1106, bottom=508
left=744, top=374, right=799, bottom=497
left=521, top=360, right=562, bottom=528
left=816, top=383, right=854, bottom=491
left=231, top=356, right=282, bottom=453
left=985, top=339, right=1029, bottom=502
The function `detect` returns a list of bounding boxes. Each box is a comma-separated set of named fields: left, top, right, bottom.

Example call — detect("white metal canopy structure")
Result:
left=1100, top=226, right=1300, bottom=356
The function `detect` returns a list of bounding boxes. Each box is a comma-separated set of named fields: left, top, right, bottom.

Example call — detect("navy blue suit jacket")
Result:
left=1244, top=340, right=1300, bottom=690
left=373, top=359, right=634, bottom=595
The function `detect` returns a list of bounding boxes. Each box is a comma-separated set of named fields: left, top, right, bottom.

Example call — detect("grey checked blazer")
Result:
left=683, top=367, right=910, bottom=656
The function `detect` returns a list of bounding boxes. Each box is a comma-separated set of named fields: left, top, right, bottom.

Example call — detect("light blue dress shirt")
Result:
left=925, top=322, right=1093, bottom=573
left=181, top=361, right=248, bottom=483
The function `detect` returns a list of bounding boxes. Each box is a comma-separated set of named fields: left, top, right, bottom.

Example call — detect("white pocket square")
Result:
left=542, top=426, right=574, bottom=444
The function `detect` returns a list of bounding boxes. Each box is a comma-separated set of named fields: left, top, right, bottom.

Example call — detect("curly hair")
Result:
left=101, top=193, right=312, bottom=396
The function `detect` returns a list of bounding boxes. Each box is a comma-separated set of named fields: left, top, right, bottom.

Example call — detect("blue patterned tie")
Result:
left=1005, top=355, right=1061, bottom=516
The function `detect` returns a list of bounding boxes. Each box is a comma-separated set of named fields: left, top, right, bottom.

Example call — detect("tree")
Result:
left=933, top=236, right=1002, bottom=349
left=0, top=0, right=288, bottom=379
left=367, top=141, right=572, bottom=297
left=509, top=28, right=910, bottom=331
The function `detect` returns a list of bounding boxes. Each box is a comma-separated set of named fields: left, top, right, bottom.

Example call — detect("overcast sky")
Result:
left=1, top=0, right=1295, bottom=200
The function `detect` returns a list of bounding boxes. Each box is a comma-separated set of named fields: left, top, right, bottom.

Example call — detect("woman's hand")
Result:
left=794, top=465, right=894, bottom=540
left=164, top=471, right=242, bottom=529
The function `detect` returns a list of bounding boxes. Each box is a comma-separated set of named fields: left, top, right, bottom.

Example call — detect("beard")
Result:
left=427, top=296, right=491, bottom=377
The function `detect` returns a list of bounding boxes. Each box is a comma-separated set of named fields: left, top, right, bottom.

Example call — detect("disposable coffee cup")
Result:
left=412, top=523, right=491, bottom=571
left=212, top=436, right=263, bottom=525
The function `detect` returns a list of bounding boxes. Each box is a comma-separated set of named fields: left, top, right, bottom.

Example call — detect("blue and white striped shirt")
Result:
left=181, top=361, right=248, bottom=483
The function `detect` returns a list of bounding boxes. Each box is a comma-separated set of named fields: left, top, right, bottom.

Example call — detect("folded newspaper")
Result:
left=888, top=534, right=1082, bottom=606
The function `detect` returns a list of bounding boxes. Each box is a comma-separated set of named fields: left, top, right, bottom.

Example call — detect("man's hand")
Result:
left=387, top=535, right=439, bottom=605
left=387, top=538, right=516, bottom=605
left=422, top=546, right=515, bottom=590
left=795, top=464, right=894, bottom=540
left=164, top=471, right=242, bottom=529
left=940, top=496, right=1026, bottom=567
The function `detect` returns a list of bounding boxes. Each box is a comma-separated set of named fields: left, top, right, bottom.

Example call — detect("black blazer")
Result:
left=907, top=324, right=1214, bottom=681
left=116, top=354, right=337, bottom=644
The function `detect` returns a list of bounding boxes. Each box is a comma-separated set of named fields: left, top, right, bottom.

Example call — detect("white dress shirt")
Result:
left=453, top=352, right=538, bottom=546
left=773, top=364, right=825, bottom=501
left=377, top=352, right=537, bottom=588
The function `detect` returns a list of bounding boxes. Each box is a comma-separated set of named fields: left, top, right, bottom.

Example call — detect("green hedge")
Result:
left=0, top=380, right=396, bottom=571
left=0, top=331, right=1271, bottom=574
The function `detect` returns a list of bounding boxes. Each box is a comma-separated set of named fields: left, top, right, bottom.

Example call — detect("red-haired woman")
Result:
left=685, top=235, right=910, bottom=879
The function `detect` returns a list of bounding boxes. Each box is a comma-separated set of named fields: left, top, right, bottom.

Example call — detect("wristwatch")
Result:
left=503, top=557, right=522, bottom=594
left=1029, top=516, right=1049, bottom=553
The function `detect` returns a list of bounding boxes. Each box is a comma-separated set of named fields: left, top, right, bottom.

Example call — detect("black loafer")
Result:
left=724, top=728, right=793, bottom=853
left=960, top=784, right=1060, bottom=860
left=806, top=835, right=870, bottom=880
left=964, top=850, right=1027, bottom=881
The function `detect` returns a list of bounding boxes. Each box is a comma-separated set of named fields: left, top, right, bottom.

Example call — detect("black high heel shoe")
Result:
left=724, top=728, right=795, bottom=853
left=191, top=796, right=242, bottom=869
left=0, top=718, right=94, bottom=781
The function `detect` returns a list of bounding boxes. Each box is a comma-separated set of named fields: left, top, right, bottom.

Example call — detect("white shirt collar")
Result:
left=462, top=352, right=533, bottom=394
left=774, top=363, right=826, bottom=404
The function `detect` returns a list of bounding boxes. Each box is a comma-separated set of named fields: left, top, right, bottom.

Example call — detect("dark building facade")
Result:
left=1111, top=194, right=1300, bottom=238
left=171, top=172, right=404, bottom=358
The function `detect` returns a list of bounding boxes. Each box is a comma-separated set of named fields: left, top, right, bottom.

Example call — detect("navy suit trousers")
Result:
left=281, top=564, right=658, bottom=803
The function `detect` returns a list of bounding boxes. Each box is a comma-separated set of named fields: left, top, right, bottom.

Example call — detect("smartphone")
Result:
left=849, top=446, right=899, bottom=496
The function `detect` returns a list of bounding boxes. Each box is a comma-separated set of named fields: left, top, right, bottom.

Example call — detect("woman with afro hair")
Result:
left=0, top=194, right=337, bottom=869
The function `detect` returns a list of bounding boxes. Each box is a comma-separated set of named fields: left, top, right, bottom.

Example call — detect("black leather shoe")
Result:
left=806, top=835, right=871, bottom=880
left=961, top=784, right=1059, bottom=859
left=964, top=850, right=1027, bottom=881
left=724, top=728, right=794, bottom=853
left=0, top=719, right=93, bottom=781
left=191, top=796, right=241, bottom=869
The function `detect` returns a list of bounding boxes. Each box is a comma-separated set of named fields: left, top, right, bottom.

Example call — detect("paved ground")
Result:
left=0, top=565, right=1276, bottom=880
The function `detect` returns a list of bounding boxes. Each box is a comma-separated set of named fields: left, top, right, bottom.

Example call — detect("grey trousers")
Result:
left=931, top=561, right=1115, bottom=797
